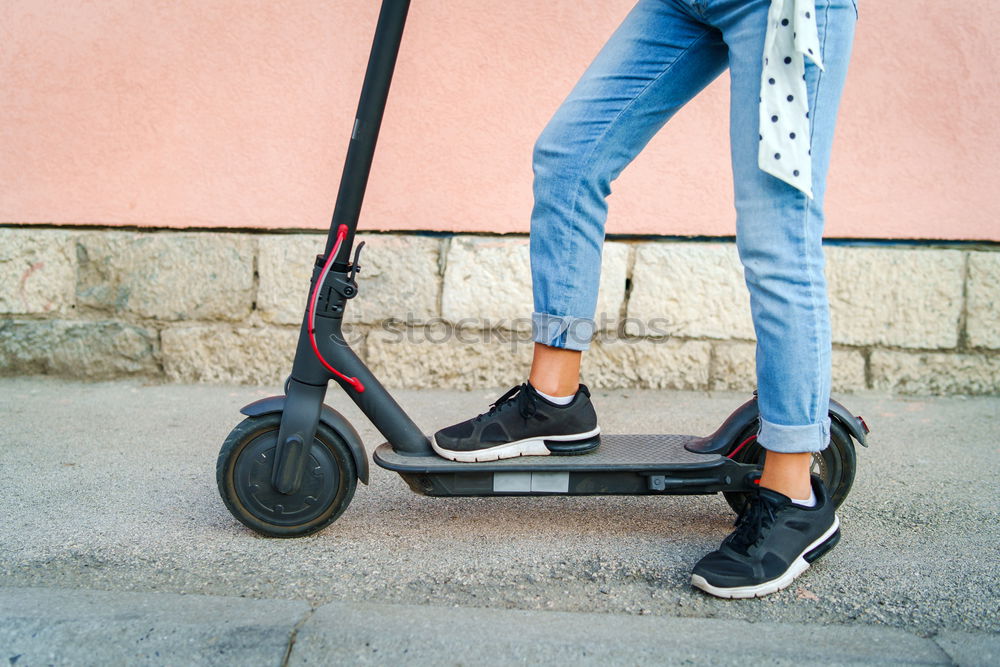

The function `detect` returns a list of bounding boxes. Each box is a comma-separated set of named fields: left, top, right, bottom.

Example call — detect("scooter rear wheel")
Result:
left=216, top=413, right=357, bottom=537
left=722, top=418, right=857, bottom=514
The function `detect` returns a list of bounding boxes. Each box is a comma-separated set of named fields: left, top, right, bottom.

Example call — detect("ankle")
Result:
left=759, top=451, right=812, bottom=500
left=528, top=343, right=582, bottom=396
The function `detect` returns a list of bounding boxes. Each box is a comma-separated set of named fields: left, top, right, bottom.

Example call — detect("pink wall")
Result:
left=2, top=1, right=997, bottom=240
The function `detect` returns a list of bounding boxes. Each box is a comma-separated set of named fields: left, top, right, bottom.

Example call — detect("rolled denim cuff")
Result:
left=531, top=312, right=595, bottom=351
left=757, top=416, right=831, bottom=454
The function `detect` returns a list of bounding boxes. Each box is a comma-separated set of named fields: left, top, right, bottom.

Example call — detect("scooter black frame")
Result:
left=217, top=0, right=869, bottom=537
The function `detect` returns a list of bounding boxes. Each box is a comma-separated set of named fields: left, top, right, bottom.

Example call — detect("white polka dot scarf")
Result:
left=759, top=0, right=824, bottom=198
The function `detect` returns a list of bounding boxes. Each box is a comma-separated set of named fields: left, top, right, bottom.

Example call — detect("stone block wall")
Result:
left=2, top=227, right=998, bottom=395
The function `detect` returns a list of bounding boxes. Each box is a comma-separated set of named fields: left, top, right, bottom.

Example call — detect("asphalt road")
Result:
left=1, top=377, right=998, bottom=654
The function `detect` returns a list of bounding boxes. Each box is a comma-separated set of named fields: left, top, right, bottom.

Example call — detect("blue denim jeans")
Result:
left=529, top=0, right=856, bottom=454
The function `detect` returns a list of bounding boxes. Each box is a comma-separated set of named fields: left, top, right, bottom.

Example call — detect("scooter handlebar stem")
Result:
left=324, top=0, right=411, bottom=262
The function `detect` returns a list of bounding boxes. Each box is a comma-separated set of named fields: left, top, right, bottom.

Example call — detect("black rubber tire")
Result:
left=216, top=413, right=357, bottom=538
left=722, top=418, right=857, bottom=515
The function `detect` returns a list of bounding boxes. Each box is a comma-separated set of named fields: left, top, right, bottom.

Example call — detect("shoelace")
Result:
left=473, top=384, right=537, bottom=423
left=727, top=494, right=780, bottom=554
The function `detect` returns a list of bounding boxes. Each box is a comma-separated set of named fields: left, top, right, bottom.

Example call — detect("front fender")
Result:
left=240, top=395, right=369, bottom=485
left=685, top=394, right=869, bottom=455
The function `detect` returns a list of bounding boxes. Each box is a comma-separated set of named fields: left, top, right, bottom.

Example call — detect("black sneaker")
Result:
left=432, top=383, right=601, bottom=463
left=691, top=475, right=840, bottom=598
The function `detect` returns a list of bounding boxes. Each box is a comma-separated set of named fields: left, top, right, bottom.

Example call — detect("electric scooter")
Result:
left=216, top=0, right=869, bottom=538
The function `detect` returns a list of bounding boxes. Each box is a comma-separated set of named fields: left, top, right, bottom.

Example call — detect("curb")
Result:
left=3, top=587, right=997, bottom=665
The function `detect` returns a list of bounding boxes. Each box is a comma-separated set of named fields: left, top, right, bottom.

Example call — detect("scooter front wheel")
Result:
left=722, top=418, right=857, bottom=514
left=216, top=413, right=357, bottom=537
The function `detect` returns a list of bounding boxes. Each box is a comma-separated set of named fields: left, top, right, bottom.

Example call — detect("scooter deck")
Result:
left=373, top=434, right=751, bottom=497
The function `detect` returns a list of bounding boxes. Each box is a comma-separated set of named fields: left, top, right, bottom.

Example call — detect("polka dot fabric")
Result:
left=759, top=0, right=825, bottom=198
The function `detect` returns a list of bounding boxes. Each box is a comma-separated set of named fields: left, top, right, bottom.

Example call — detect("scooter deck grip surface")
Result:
left=373, top=434, right=723, bottom=474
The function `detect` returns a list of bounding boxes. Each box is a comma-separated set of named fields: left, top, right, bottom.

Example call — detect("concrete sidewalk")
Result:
left=4, top=586, right=997, bottom=666
left=1, top=377, right=999, bottom=664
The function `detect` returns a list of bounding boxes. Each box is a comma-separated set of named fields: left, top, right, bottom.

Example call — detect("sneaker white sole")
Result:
left=690, top=514, right=840, bottom=599
left=431, top=427, right=601, bottom=463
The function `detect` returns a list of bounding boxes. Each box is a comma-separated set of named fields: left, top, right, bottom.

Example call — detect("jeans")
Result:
left=529, top=0, right=856, bottom=454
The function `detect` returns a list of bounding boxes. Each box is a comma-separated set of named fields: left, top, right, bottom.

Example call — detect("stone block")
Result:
left=710, top=342, right=867, bottom=393
left=934, top=631, right=1000, bottom=667
left=76, top=232, right=254, bottom=321
left=161, top=325, right=299, bottom=384
left=870, top=350, right=1000, bottom=395
left=0, top=587, right=309, bottom=667
left=710, top=342, right=755, bottom=392
left=255, top=234, right=322, bottom=325
left=582, top=338, right=711, bottom=390
left=290, top=599, right=949, bottom=666
left=598, top=242, right=630, bottom=328
left=626, top=243, right=754, bottom=340
left=966, top=251, right=1000, bottom=349
left=0, top=228, right=76, bottom=315
left=0, top=319, right=158, bottom=378
left=441, top=237, right=628, bottom=331
left=365, top=325, right=533, bottom=389
left=257, top=233, right=443, bottom=326
left=827, top=246, right=964, bottom=349
left=832, top=348, right=869, bottom=392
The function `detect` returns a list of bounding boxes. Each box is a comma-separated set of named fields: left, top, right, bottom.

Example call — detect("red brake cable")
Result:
left=726, top=433, right=757, bottom=459
left=307, top=224, right=364, bottom=392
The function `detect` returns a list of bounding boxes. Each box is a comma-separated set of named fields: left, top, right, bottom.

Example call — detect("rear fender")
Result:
left=685, top=395, right=869, bottom=455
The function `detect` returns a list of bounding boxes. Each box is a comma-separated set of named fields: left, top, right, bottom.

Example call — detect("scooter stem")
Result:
left=271, top=0, right=425, bottom=496
left=324, top=0, right=410, bottom=263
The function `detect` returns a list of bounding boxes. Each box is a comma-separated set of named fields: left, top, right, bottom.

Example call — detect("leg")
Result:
left=530, top=0, right=729, bottom=357
left=691, top=0, right=857, bottom=598
left=725, top=0, right=856, bottom=493
left=435, top=0, right=730, bottom=460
